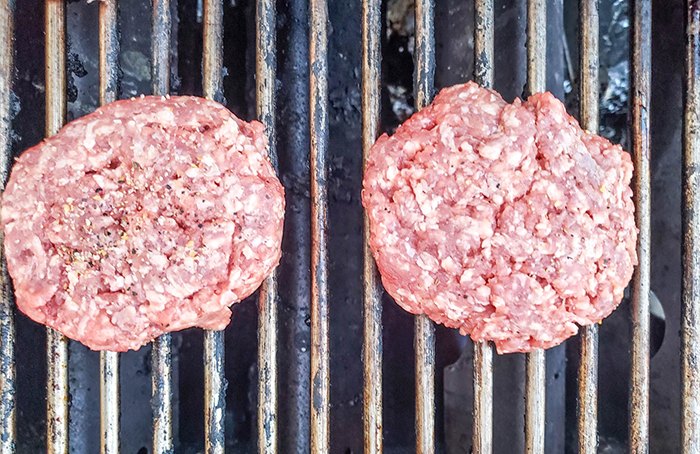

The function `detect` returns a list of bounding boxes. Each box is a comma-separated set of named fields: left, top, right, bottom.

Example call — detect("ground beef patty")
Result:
left=2, top=95, right=285, bottom=351
left=362, top=82, right=637, bottom=353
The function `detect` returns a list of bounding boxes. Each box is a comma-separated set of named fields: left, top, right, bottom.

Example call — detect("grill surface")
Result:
left=0, top=0, right=687, bottom=452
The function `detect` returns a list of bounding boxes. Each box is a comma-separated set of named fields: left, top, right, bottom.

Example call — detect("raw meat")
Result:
left=2, top=95, right=285, bottom=352
left=362, top=82, right=637, bottom=353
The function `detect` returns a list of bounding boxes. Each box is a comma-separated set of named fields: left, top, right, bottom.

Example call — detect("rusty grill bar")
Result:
left=0, top=0, right=664, bottom=452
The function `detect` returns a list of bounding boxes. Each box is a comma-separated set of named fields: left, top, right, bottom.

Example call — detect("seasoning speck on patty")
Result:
left=362, top=82, right=637, bottom=354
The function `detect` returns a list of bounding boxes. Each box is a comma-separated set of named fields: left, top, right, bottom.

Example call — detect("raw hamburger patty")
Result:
left=362, top=82, right=637, bottom=353
left=2, top=95, right=285, bottom=351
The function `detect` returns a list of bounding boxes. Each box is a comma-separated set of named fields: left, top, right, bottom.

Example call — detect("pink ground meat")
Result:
left=2, top=95, right=285, bottom=352
left=362, top=82, right=637, bottom=353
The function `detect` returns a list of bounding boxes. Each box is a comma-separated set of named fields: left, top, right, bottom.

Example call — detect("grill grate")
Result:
left=0, top=0, right=675, bottom=452
left=682, top=1, right=700, bottom=452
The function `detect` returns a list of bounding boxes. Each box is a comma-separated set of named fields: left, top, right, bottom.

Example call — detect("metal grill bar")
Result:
left=361, top=0, right=383, bottom=451
left=256, top=0, right=279, bottom=450
left=151, top=335, right=173, bottom=454
left=524, top=1, right=546, bottom=453
left=576, top=327, right=598, bottom=454
left=309, top=0, right=330, bottom=451
left=45, top=1, right=69, bottom=452
left=576, top=2, right=600, bottom=453
left=683, top=1, right=700, bottom=450
left=151, top=2, right=173, bottom=453
left=203, top=331, right=225, bottom=454
left=413, top=0, right=436, bottom=452
left=473, top=1, right=494, bottom=452
left=98, top=2, right=121, bottom=453
left=99, top=352, right=120, bottom=454
left=201, top=2, right=226, bottom=453
left=0, top=0, right=15, bottom=452
left=629, top=0, right=651, bottom=452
